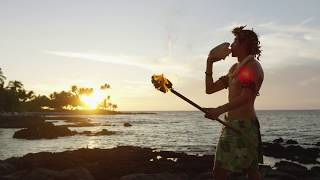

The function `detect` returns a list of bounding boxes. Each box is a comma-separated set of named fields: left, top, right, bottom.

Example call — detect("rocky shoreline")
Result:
left=0, top=146, right=319, bottom=180
left=1, top=115, right=319, bottom=179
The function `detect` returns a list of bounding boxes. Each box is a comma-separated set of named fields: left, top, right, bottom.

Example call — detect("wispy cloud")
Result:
left=44, top=50, right=202, bottom=81
left=219, top=20, right=320, bottom=69
left=256, top=19, right=320, bottom=67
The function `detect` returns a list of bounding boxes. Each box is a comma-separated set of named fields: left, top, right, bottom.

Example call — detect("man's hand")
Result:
left=203, top=107, right=224, bottom=120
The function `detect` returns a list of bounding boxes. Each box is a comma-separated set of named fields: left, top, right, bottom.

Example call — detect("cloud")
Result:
left=219, top=20, right=320, bottom=69
left=43, top=50, right=205, bottom=84
left=298, top=77, right=319, bottom=86
left=256, top=20, right=320, bottom=67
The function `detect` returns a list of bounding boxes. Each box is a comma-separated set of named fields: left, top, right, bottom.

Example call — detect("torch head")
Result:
left=151, top=74, right=173, bottom=93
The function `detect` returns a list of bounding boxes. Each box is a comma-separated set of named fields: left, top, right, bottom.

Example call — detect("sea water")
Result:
left=0, top=110, right=319, bottom=166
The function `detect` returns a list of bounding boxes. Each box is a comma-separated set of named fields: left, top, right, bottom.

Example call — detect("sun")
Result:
left=80, top=90, right=105, bottom=109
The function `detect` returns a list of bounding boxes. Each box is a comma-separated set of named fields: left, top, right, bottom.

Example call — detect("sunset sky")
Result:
left=1, top=0, right=320, bottom=111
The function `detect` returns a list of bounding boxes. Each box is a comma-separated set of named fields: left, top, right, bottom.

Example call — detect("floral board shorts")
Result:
left=214, top=117, right=263, bottom=172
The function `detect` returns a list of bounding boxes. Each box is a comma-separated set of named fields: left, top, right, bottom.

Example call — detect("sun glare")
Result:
left=80, top=90, right=105, bottom=109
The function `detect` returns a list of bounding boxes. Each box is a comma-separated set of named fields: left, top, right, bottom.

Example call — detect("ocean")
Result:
left=1, top=110, right=319, bottom=166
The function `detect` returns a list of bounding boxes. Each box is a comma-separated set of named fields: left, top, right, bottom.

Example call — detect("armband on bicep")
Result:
left=240, top=81, right=256, bottom=91
left=238, top=67, right=257, bottom=93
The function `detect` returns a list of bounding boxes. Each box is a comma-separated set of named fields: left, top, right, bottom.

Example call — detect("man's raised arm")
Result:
left=205, top=42, right=231, bottom=94
left=205, top=58, right=228, bottom=94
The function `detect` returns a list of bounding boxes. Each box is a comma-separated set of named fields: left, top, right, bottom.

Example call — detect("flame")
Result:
left=151, top=74, right=172, bottom=93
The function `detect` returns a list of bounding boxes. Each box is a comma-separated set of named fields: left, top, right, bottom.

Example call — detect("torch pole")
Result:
left=170, top=88, right=241, bottom=134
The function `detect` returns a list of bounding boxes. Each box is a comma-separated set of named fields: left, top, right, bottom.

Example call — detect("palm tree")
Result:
left=7, top=81, right=23, bottom=91
left=100, top=83, right=111, bottom=90
left=79, top=87, right=93, bottom=96
left=0, top=68, right=6, bottom=88
left=71, top=85, right=78, bottom=94
left=111, top=104, right=117, bottom=111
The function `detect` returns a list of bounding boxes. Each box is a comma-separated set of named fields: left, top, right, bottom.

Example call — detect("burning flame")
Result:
left=151, top=74, right=172, bottom=93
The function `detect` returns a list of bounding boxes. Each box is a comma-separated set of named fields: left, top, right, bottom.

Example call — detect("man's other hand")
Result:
left=203, top=107, right=224, bottom=120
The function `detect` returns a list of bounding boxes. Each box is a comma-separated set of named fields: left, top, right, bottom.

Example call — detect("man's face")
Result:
left=230, top=36, right=246, bottom=57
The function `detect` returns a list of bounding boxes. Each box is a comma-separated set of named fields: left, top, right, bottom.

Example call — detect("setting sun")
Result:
left=80, top=90, right=105, bottom=109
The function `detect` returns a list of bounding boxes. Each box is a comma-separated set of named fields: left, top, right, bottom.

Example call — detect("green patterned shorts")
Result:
left=215, top=117, right=263, bottom=172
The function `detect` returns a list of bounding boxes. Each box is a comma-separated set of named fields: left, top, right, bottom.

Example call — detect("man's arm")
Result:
left=205, top=60, right=228, bottom=94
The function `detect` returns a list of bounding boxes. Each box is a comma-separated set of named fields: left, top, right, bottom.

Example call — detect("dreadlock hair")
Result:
left=232, top=25, right=262, bottom=60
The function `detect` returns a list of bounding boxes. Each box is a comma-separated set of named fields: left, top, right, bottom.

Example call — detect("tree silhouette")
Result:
left=49, top=91, right=75, bottom=110
left=7, top=81, right=23, bottom=92
left=0, top=73, right=119, bottom=112
left=111, top=104, right=117, bottom=111
left=0, top=68, right=6, bottom=88
left=100, top=83, right=111, bottom=90
left=71, top=85, right=78, bottom=94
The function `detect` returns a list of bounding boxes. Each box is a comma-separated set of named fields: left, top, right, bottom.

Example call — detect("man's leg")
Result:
left=245, top=167, right=261, bottom=180
left=213, top=164, right=228, bottom=180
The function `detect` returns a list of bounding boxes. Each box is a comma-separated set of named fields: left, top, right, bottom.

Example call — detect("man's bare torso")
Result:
left=227, top=60, right=264, bottom=120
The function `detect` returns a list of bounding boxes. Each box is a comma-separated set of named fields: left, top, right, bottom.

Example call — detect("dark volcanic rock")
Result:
left=94, top=129, right=116, bottom=136
left=286, top=139, right=298, bottom=144
left=13, top=122, right=75, bottom=139
left=263, top=141, right=320, bottom=164
left=273, top=138, right=284, bottom=143
left=0, top=146, right=317, bottom=180
left=24, top=167, right=94, bottom=180
left=0, top=161, right=16, bottom=175
left=2, top=146, right=213, bottom=180
left=124, top=122, right=132, bottom=127
left=310, top=166, right=320, bottom=177
left=275, top=161, right=308, bottom=177
left=264, top=169, right=299, bottom=180
left=263, top=142, right=287, bottom=158
left=120, top=172, right=188, bottom=180
left=286, top=145, right=320, bottom=164
left=259, top=165, right=272, bottom=178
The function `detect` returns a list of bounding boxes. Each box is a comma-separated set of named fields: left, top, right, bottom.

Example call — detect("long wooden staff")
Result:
left=151, top=74, right=241, bottom=134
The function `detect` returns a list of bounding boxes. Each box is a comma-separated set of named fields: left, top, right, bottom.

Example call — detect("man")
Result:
left=204, top=26, right=264, bottom=180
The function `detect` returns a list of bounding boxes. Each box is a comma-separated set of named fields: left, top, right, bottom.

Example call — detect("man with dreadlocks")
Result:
left=204, top=26, right=264, bottom=180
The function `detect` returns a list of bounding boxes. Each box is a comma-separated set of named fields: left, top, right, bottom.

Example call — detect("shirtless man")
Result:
left=204, top=26, right=264, bottom=180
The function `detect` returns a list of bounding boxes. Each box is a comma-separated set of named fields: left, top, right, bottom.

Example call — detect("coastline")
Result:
left=0, top=113, right=319, bottom=179
left=0, top=146, right=319, bottom=180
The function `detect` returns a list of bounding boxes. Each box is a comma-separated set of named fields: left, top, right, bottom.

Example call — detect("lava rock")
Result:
left=286, top=139, right=298, bottom=144
left=124, top=122, right=132, bottom=127
left=13, top=122, right=74, bottom=139
left=0, top=161, right=16, bottom=175
left=264, top=169, right=298, bottom=180
left=275, top=161, right=308, bottom=177
left=310, top=166, right=320, bottom=177
left=263, top=141, right=320, bottom=164
left=25, top=167, right=94, bottom=180
left=94, top=129, right=116, bottom=136
left=263, top=142, right=286, bottom=158
left=0, top=146, right=315, bottom=180
left=273, top=138, right=284, bottom=143
left=120, top=172, right=188, bottom=180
